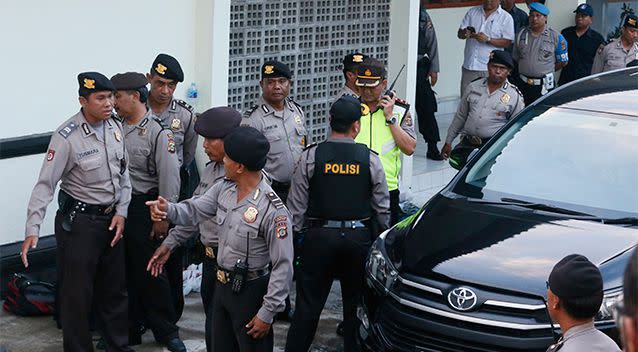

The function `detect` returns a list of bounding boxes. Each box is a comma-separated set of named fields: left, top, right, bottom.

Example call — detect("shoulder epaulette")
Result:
left=152, top=116, right=170, bottom=130
left=243, top=104, right=259, bottom=118
left=58, top=121, right=79, bottom=139
left=265, top=191, right=285, bottom=209
left=303, top=142, right=318, bottom=151
left=511, top=83, right=523, bottom=98
left=287, top=97, right=305, bottom=115
left=175, top=99, right=194, bottom=112
left=369, top=148, right=379, bottom=156
left=139, top=117, right=149, bottom=128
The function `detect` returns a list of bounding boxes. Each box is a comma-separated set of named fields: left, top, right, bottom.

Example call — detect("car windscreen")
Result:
left=453, top=106, right=638, bottom=217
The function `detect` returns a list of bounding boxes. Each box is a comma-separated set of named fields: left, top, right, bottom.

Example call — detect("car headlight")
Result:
left=596, top=289, right=623, bottom=322
left=366, top=231, right=398, bottom=292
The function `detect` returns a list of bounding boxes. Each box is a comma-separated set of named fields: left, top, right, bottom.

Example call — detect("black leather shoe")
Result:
left=426, top=150, right=444, bottom=160
left=164, top=337, right=187, bottom=352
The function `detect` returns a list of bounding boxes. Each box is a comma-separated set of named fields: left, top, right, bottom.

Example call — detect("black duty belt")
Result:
left=216, top=267, right=270, bottom=284
left=59, top=191, right=115, bottom=216
left=307, top=219, right=368, bottom=229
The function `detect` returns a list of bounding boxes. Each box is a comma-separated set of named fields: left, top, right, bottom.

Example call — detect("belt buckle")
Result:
left=216, top=270, right=228, bottom=284
left=527, top=78, right=534, bottom=85
left=104, top=205, right=114, bottom=215
left=205, top=247, right=215, bottom=259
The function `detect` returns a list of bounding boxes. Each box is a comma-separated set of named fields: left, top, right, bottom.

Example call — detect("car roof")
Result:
left=537, top=67, right=638, bottom=117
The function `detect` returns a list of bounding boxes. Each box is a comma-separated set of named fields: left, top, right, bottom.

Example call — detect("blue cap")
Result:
left=529, top=2, right=550, bottom=16
left=574, top=3, right=593, bottom=17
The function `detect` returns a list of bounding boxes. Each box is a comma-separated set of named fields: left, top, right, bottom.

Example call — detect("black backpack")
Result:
left=3, top=273, right=55, bottom=316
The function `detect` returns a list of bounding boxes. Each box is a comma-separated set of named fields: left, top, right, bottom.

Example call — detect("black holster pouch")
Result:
left=231, top=260, right=248, bottom=294
left=57, top=191, right=74, bottom=231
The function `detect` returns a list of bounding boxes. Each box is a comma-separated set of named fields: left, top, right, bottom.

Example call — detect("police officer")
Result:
left=336, top=52, right=368, bottom=100
left=442, top=50, right=524, bottom=159
left=545, top=254, right=621, bottom=352
left=513, top=2, right=569, bottom=105
left=558, top=4, right=605, bottom=85
left=416, top=1, right=443, bottom=160
left=242, top=60, right=307, bottom=204
left=21, top=72, right=132, bottom=352
left=284, top=95, right=390, bottom=352
left=148, top=106, right=242, bottom=352
left=355, top=57, right=416, bottom=226
left=591, top=14, right=638, bottom=74
left=111, top=72, right=185, bottom=351
left=146, top=53, right=198, bottom=319
left=147, top=126, right=294, bottom=352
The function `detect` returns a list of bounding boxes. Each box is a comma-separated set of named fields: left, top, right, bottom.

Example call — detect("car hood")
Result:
left=401, top=195, right=638, bottom=297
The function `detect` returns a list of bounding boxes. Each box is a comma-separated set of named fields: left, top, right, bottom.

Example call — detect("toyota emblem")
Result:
left=447, top=287, right=478, bottom=311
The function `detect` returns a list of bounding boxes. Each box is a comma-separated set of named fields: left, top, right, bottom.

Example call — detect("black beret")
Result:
left=110, top=72, right=148, bottom=91
left=224, top=126, right=270, bottom=171
left=549, top=254, right=603, bottom=298
left=151, top=53, right=184, bottom=82
left=343, top=52, right=368, bottom=73
left=261, top=60, right=292, bottom=80
left=355, top=58, right=387, bottom=87
left=624, top=14, right=638, bottom=29
left=78, top=72, right=115, bottom=97
left=488, top=50, right=514, bottom=70
left=330, top=95, right=363, bottom=124
left=194, top=106, right=242, bottom=139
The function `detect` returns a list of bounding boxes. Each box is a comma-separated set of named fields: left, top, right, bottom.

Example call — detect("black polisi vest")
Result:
left=307, top=141, right=372, bottom=220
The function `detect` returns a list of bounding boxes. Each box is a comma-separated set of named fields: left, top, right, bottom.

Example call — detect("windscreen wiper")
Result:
left=466, top=197, right=592, bottom=216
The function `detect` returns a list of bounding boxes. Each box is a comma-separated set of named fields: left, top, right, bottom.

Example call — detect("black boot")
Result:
left=426, top=143, right=444, bottom=160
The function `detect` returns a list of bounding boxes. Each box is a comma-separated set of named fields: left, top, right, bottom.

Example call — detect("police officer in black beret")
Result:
left=285, top=95, right=391, bottom=351
left=336, top=53, right=369, bottom=100
left=147, top=126, right=294, bottom=352
left=22, top=72, right=133, bottom=351
left=545, top=254, right=621, bottom=352
left=146, top=53, right=200, bottom=321
left=148, top=106, right=242, bottom=352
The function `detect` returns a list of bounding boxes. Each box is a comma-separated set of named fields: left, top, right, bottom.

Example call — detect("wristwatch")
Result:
left=385, top=116, right=397, bottom=125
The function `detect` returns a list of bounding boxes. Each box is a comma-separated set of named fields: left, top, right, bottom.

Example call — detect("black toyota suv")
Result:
left=358, top=67, right=638, bottom=351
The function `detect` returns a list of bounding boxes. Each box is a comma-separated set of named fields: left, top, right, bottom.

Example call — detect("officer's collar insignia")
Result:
left=171, top=100, right=177, bottom=110
left=83, top=79, right=95, bottom=89
left=500, top=93, right=510, bottom=104
left=81, top=123, right=91, bottom=136
left=352, top=55, right=364, bottom=63
left=261, top=104, right=270, bottom=113
left=364, top=69, right=372, bottom=76
left=139, top=118, right=149, bottom=128
left=155, top=63, right=168, bottom=75
left=243, top=206, right=259, bottom=223
left=361, top=103, right=370, bottom=115
left=253, top=188, right=260, bottom=200
left=264, top=65, right=274, bottom=74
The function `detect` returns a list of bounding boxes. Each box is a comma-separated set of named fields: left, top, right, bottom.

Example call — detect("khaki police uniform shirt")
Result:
left=446, top=78, right=524, bottom=144
left=287, top=138, right=391, bottom=232
left=419, top=9, right=440, bottom=73
left=164, top=161, right=225, bottom=250
left=514, top=26, right=564, bottom=77
left=591, top=38, right=638, bottom=74
left=242, top=97, right=307, bottom=183
left=545, top=322, right=620, bottom=352
left=123, top=109, right=180, bottom=201
left=25, top=111, right=132, bottom=237
left=166, top=177, right=293, bottom=324
left=150, top=98, right=197, bottom=167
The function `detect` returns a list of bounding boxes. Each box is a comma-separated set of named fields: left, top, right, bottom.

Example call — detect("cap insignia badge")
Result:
left=264, top=65, right=274, bottom=74
left=155, top=63, right=167, bottom=75
left=83, top=79, right=95, bottom=89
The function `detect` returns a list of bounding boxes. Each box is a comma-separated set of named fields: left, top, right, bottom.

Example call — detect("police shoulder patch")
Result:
left=175, top=99, right=194, bottom=112
left=265, top=191, right=285, bottom=209
left=58, top=121, right=79, bottom=139
left=243, top=104, right=259, bottom=118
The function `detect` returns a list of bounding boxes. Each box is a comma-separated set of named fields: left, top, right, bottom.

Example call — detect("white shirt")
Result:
left=460, top=5, right=515, bottom=71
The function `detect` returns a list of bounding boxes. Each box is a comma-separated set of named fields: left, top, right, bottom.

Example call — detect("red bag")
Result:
left=3, top=273, right=55, bottom=316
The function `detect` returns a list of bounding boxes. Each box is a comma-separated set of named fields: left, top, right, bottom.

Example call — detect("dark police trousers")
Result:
left=285, top=226, right=372, bottom=352
left=124, top=194, right=179, bottom=343
left=519, top=81, right=555, bottom=106
left=415, top=56, right=440, bottom=145
left=54, top=211, right=130, bottom=352
left=212, top=274, right=273, bottom=352
left=201, top=249, right=218, bottom=352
